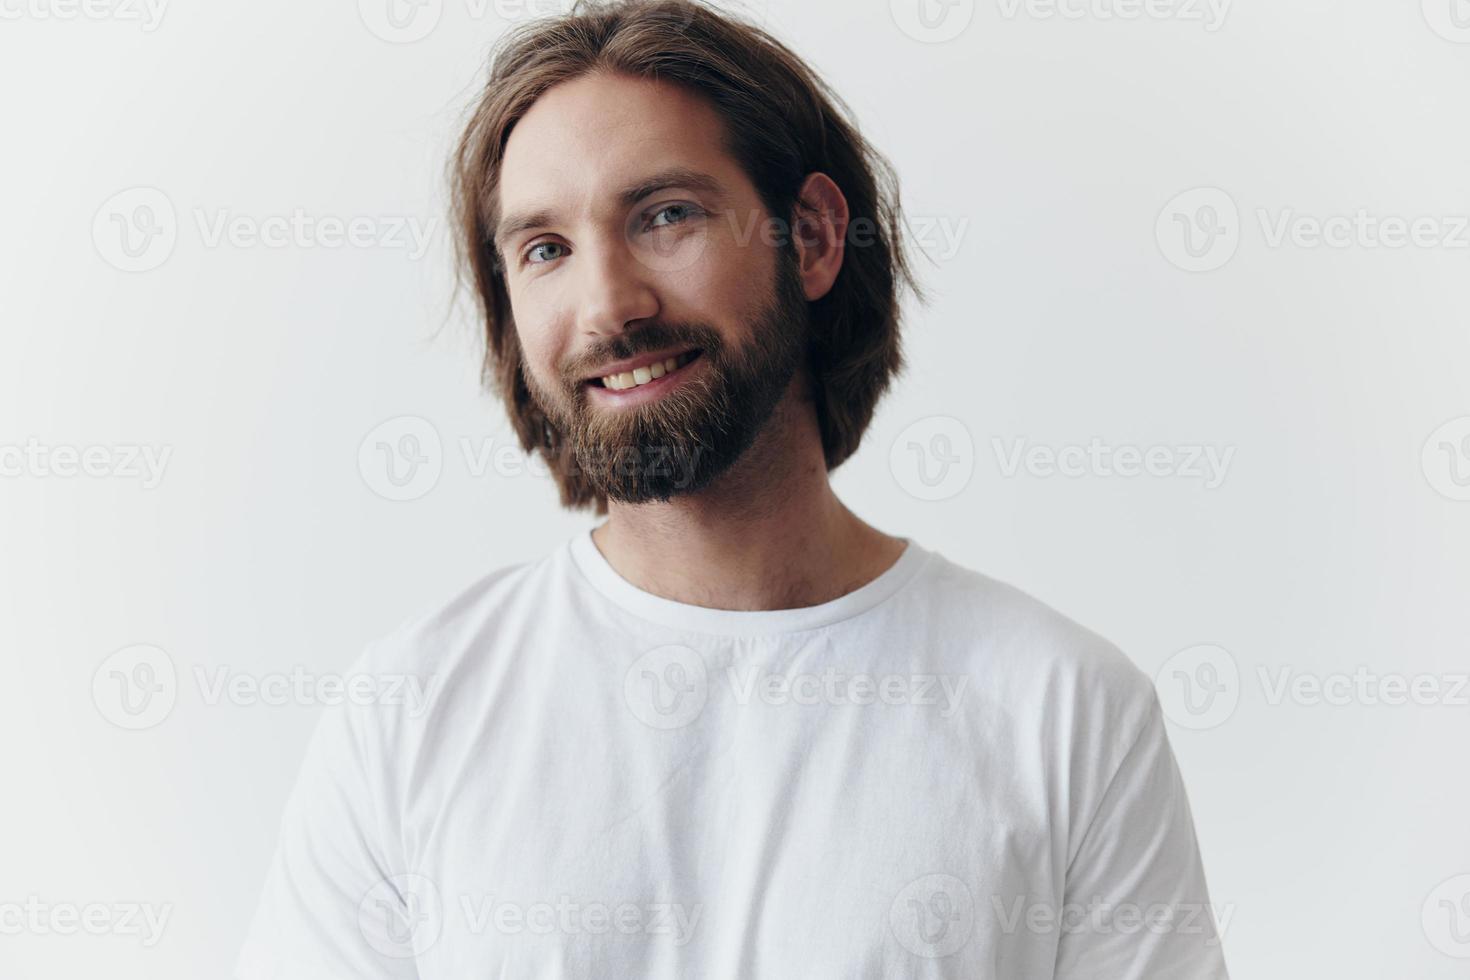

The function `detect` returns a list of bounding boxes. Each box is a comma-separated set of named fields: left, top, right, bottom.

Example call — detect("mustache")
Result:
left=562, top=322, right=723, bottom=387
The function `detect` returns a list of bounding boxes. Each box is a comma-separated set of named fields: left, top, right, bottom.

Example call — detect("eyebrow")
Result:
left=491, top=166, right=729, bottom=255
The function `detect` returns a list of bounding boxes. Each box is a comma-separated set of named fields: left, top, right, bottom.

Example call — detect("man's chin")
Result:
left=572, top=439, right=712, bottom=504
left=568, top=366, right=801, bottom=505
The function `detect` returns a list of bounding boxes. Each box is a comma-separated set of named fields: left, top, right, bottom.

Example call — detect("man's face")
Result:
left=495, top=71, right=809, bottom=503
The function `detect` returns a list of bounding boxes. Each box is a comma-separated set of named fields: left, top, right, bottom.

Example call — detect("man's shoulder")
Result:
left=351, top=539, right=568, bottom=677
left=917, top=547, right=1158, bottom=717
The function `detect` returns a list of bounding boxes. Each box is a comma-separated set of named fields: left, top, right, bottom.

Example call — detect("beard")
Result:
left=523, top=248, right=809, bottom=504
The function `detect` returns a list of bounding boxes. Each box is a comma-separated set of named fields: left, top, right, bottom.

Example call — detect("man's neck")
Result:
left=589, top=387, right=907, bottom=611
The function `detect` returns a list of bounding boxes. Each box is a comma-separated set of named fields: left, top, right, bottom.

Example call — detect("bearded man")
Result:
left=236, top=2, right=1230, bottom=977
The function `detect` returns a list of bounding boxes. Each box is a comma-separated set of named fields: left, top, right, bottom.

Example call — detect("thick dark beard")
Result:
left=526, top=248, right=809, bottom=504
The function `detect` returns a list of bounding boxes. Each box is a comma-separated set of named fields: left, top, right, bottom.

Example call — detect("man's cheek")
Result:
left=512, top=322, right=556, bottom=383
left=527, top=359, right=563, bottom=400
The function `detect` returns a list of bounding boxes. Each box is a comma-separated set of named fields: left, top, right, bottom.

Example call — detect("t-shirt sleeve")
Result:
left=233, top=656, right=424, bottom=980
left=1052, top=690, right=1230, bottom=980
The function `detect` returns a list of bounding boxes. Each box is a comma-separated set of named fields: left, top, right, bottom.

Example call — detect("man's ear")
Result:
left=790, top=172, right=849, bottom=302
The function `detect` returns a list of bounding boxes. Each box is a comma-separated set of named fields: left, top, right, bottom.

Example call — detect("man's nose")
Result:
left=575, top=237, right=659, bottom=338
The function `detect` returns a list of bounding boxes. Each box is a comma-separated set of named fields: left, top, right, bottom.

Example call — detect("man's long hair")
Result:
left=450, top=0, right=926, bottom=513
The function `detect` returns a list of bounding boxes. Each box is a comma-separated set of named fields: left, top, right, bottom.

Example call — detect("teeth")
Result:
left=602, top=352, right=696, bottom=391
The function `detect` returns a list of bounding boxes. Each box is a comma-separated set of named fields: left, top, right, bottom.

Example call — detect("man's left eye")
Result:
left=647, top=204, right=699, bottom=229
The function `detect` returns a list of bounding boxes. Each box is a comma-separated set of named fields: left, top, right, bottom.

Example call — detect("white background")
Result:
left=2, top=0, right=1468, bottom=976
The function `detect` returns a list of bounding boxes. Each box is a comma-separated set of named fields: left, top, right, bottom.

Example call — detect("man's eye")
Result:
left=525, top=241, right=567, bottom=265
left=647, top=203, right=700, bottom=229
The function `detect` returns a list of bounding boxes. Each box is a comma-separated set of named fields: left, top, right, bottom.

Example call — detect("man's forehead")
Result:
left=504, top=71, right=721, bottom=167
left=496, top=73, right=737, bottom=228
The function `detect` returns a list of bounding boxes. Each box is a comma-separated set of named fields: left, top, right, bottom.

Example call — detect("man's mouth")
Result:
left=586, top=348, right=703, bottom=391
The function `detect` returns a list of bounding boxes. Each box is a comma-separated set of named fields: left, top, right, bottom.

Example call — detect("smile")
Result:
left=591, top=349, right=701, bottom=390
left=584, top=349, right=704, bottom=405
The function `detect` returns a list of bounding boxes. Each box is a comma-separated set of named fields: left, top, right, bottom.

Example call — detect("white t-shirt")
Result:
left=235, top=530, right=1229, bottom=979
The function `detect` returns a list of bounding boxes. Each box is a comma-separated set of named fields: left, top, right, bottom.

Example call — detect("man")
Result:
left=236, top=1, right=1230, bottom=976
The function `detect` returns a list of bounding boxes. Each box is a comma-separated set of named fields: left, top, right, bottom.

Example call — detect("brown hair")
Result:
left=450, top=0, right=927, bottom=513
